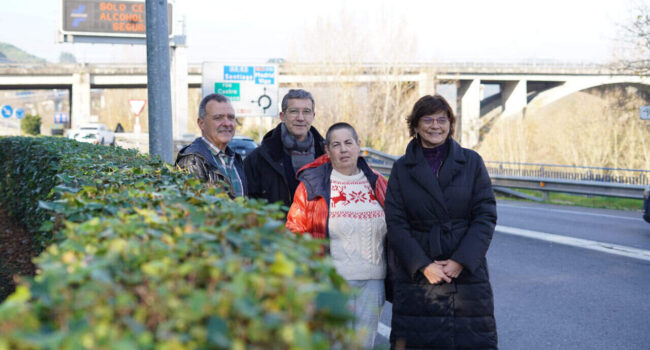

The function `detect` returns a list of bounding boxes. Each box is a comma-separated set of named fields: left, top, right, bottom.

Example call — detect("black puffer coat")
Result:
left=385, top=137, right=498, bottom=350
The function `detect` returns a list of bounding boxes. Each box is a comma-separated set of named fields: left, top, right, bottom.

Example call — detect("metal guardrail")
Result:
left=361, top=148, right=648, bottom=199
left=484, top=161, right=650, bottom=186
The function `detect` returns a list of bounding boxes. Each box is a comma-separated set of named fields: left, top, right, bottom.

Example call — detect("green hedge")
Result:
left=0, top=137, right=356, bottom=349
left=0, top=137, right=61, bottom=250
left=20, top=114, right=41, bottom=136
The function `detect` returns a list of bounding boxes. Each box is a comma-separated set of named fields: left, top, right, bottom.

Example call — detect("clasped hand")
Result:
left=421, top=259, right=463, bottom=284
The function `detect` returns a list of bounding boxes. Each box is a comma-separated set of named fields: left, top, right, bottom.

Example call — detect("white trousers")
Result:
left=347, top=279, right=385, bottom=349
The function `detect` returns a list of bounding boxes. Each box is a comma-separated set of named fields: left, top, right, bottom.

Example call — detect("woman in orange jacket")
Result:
left=286, top=122, right=388, bottom=349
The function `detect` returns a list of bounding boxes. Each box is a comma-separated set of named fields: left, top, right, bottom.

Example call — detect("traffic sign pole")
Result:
left=145, top=0, right=173, bottom=162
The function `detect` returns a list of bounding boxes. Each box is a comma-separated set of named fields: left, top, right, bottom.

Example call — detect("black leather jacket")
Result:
left=175, top=138, right=246, bottom=198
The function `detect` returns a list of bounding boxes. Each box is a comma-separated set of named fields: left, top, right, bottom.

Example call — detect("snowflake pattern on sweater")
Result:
left=328, top=169, right=387, bottom=280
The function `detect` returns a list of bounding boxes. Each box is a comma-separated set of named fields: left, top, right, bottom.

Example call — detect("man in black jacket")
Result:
left=244, top=89, right=325, bottom=210
left=175, top=93, right=246, bottom=198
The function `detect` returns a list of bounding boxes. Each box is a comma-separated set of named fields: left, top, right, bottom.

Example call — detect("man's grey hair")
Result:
left=325, top=122, right=359, bottom=146
left=281, top=89, right=315, bottom=113
left=198, top=93, right=230, bottom=119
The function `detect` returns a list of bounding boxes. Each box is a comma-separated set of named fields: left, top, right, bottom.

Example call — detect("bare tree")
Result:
left=615, top=2, right=650, bottom=74
left=284, top=10, right=422, bottom=154
left=477, top=86, right=650, bottom=170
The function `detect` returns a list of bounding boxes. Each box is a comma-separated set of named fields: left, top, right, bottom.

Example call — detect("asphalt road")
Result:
left=374, top=200, right=650, bottom=349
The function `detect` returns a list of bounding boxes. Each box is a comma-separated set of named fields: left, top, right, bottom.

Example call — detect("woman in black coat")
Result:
left=385, top=95, right=498, bottom=349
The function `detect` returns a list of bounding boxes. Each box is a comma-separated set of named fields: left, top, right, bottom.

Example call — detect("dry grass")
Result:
left=477, top=85, right=650, bottom=170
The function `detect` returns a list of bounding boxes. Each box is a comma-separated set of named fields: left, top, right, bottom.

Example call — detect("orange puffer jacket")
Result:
left=286, top=154, right=387, bottom=239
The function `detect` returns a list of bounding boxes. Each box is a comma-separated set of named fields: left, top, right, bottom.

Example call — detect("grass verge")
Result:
left=496, top=189, right=644, bottom=211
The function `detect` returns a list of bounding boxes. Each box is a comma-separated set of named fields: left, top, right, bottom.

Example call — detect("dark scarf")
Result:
left=281, top=123, right=315, bottom=173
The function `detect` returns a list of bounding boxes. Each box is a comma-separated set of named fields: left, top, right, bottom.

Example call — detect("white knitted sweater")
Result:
left=328, top=169, right=387, bottom=281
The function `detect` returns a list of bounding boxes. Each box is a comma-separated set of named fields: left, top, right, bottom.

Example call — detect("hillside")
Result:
left=476, top=85, right=650, bottom=170
left=0, top=42, right=45, bottom=63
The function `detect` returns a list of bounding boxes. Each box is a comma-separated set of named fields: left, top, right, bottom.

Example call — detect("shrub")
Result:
left=20, top=114, right=41, bottom=135
left=0, top=136, right=356, bottom=349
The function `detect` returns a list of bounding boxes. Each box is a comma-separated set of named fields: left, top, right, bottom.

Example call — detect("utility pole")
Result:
left=145, top=0, right=173, bottom=162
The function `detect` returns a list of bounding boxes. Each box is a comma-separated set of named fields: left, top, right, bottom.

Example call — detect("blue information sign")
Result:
left=15, top=108, right=25, bottom=120
left=224, top=66, right=254, bottom=81
left=1, top=105, right=13, bottom=118
left=254, top=66, right=275, bottom=85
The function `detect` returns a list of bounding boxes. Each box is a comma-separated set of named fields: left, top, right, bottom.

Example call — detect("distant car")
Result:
left=68, top=123, right=115, bottom=145
left=229, top=136, right=258, bottom=158
left=643, top=185, right=650, bottom=222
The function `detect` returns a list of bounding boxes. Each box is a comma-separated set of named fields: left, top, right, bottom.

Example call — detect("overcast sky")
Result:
left=0, top=0, right=641, bottom=64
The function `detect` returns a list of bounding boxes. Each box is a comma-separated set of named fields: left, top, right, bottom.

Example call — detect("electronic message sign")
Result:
left=61, top=0, right=172, bottom=38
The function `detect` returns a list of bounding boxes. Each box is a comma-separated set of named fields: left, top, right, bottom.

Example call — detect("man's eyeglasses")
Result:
left=420, top=116, right=449, bottom=126
left=287, top=108, right=314, bottom=117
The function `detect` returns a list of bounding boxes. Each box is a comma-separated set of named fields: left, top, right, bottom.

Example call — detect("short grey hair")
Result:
left=198, top=93, right=230, bottom=119
left=325, top=122, right=359, bottom=146
left=281, top=89, right=315, bottom=113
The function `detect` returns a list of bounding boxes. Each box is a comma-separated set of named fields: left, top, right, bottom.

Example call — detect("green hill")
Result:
left=0, top=42, right=46, bottom=63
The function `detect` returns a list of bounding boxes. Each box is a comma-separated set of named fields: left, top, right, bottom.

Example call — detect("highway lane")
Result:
left=497, top=200, right=650, bottom=250
left=374, top=200, right=650, bottom=349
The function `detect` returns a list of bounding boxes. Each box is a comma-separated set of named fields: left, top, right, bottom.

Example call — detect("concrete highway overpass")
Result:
left=1, top=61, right=647, bottom=146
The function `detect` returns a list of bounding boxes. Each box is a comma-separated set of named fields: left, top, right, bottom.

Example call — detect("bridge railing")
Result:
left=361, top=148, right=648, bottom=199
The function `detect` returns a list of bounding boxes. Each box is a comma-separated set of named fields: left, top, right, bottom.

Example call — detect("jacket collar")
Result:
left=260, top=123, right=326, bottom=162
left=178, top=137, right=241, bottom=170
left=402, top=137, right=465, bottom=213
left=437, top=138, right=466, bottom=189
left=297, top=155, right=379, bottom=202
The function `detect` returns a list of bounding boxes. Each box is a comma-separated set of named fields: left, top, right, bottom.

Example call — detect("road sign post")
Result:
left=129, top=99, right=147, bottom=134
left=1, top=105, right=12, bottom=132
left=146, top=0, right=174, bottom=163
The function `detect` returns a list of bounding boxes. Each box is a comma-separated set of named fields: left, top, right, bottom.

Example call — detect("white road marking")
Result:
left=496, top=225, right=650, bottom=262
left=497, top=203, right=643, bottom=222
left=376, top=224, right=650, bottom=341
left=377, top=321, right=391, bottom=338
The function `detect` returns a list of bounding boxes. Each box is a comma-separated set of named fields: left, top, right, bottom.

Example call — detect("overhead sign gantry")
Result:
left=59, top=0, right=173, bottom=44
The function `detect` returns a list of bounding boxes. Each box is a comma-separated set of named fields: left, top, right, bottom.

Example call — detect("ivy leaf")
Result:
left=207, top=316, right=231, bottom=348
left=270, top=252, right=296, bottom=277
left=315, top=290, right=352, bottom=322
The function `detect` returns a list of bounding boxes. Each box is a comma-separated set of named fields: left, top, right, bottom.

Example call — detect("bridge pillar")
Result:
left=502, top=80, right=527, bottom=116
left=458, top=79, right=480, bottom=148
left=71, top=71, right=91, bottom=129
left=171, top=45, right=188, bottom=140
left=418, top=71, right=436, bottom=97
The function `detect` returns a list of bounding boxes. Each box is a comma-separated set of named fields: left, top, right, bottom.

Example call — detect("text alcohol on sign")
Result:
left=61, top=0, right=173, bottom=38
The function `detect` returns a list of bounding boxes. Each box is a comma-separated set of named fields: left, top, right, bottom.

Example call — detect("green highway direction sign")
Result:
left=202, top=63, right=278, bottom=117
left=214, top=82, right=241, bottom=101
